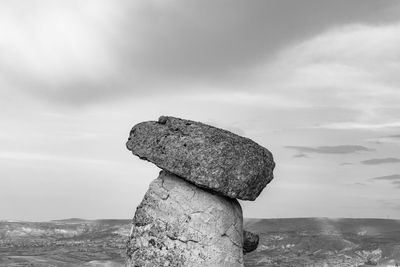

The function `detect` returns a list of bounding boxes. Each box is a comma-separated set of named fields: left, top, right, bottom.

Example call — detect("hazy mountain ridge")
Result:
left=1, top=218, right=399, bottom=266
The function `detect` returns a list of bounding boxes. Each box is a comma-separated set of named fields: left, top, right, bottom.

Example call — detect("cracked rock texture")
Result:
left=243, top=230, right=259, bottom=254
left=126, top=171, right=244, bottom=267
left=126, top=116, right=275, bottom=200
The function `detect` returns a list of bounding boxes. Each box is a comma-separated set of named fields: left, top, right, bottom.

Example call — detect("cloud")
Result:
left=354, top=182, right=366, bottom=186
left=315, top=122, right=400, bottom=130
left=0, top=0, right=398, bottom=105
left=2, top=1, right=400, bottom=221
left=370, top=174, right=400, bottom=181
left=0, top=151, right=119, bottom=166
left=361, top=157, right=400, bottom=165
left=254, top=19, right=400, bottom=130
left=285, top=145, right=374, bottom=154
left=370, top=174, right=400, bottom=189
left=379, top=199, right=400, bottom=210
left=340, top=162, right=354, bottom=166
left=118, top=0, right=395, bottom=83
left=384, top=134, right=400, bottom=138
left=0, top=0, right=126, bottom=104
left=293, top=153, right=308, bottom=158
left=342, top=182, right=366, bottom=186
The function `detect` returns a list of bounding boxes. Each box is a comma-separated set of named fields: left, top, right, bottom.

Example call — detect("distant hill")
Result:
left=1, top=218, right=399, bottom=266
left=245, top=217, right=400, bottom=239
left=51, top=218, right=88, bottom=223
left=51, top=218, right=131, bottom=224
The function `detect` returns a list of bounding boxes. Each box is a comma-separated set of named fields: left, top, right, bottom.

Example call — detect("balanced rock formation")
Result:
left=126, top=116, right=275, bottom=266
left=126, top=171, right=244, bottom=267
left=126, top=116, right=275, bottom=200
left=243, top=230, right=259, bottom=254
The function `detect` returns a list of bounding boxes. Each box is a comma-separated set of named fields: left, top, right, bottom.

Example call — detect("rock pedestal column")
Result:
left=126, top=116, right=275, bottom=266
left=126, top=171, right=243, bottom=266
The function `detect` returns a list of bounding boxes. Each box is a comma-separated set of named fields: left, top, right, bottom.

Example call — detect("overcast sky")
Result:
left=1, top=0, right=400, bottom=221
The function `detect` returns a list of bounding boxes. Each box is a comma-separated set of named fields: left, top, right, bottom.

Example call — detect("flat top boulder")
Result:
left=126, top=116, right=275, bottom=200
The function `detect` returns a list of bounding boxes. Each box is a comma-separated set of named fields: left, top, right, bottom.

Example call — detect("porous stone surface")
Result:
left=126, top=116, right=275, bottom=200
left=243, top=230, right=259, bottom=254
left=126, top=171, right=244, bottom=267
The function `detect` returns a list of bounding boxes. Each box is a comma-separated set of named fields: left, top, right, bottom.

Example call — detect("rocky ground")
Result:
left=0, top=219, right=128, bottom=267
left=1, top=218, right=400, bottom=267
left=244, top=218, right=400, bottom=267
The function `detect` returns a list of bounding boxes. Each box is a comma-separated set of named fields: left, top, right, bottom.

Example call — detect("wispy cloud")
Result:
left=370, top=174, right=400, bottom=181
left=286, top=145, right=374, bottom=154
left=379, top=199, right=400, bottom=210
left=293, top=153, right=309, bottom=158
left=370, top=174, right=400, bottom=189
left=0, top=151, right=119, bottom=166
left=315, top=122, right=400, bottom=130
left=361, top=157, right=400, bottom=165
left=354, top=182, right=366, bottom=186
left=384, top=134, right=400, bottom=138
left=340, top=162, right=354, bottom=166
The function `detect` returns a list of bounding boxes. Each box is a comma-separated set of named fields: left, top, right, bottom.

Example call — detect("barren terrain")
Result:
left=1, top=218, right=399, bottom=266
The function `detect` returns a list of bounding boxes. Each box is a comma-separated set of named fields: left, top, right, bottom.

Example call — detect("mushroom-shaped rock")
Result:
left=126, top=171, right=244, bottom=266
left=126, top=116, right=275, bottom=200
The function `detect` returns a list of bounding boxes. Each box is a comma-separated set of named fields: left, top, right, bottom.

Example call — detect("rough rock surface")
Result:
left=126, top=116, right=275, bottom=200
left=243, top=230, right=259, bottom=254
left=126, top=171, right=244, bottom=267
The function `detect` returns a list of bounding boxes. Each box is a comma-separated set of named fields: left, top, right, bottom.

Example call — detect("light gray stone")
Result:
left=126, top=171, right=244, bottom=267
left=126, top=116, right=275, bottom=200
